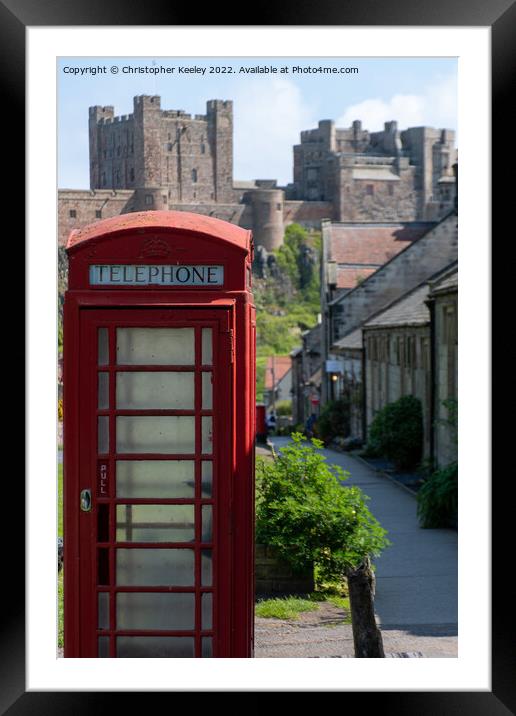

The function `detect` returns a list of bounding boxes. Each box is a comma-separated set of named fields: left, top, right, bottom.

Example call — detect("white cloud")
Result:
left=337, top=70, right=457, bottom=136
left=232, top=77, right=317, bottom=185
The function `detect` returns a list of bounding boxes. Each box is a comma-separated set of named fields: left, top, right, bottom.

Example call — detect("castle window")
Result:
left=201, top=143, right=206, bottom=154
left=162, top=195, right=167, bottom=204
left=145, top=194, right=154, bottom=206
left=276, top=203, right=282, bottom=211
left=95, top=210, right=102, bottom=219
left=168, top=143, right=173, bottom=152
left=388, top=184, right=394, bottom=196
left=69, top=210, right=76, bottom=218
left=366, top=185, right=374, bottom=196
left=192, top=169, right=198, bottom=183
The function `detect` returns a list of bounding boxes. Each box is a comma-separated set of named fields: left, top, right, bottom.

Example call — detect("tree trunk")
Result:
left=347, top=557, right=385, bottom=658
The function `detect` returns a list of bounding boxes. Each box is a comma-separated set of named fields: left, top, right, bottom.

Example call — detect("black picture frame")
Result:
left=7, top=0, right=510, bottom=710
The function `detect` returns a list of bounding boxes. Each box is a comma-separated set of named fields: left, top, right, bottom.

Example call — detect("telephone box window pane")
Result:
left=202, top=372, right=213, bottom=410
left=116, top=548, right=194, bottom=586
left=202, top=328, right=212, bottom=365
left=98, top=549, right=110, bottom=586
left=116, top=593, right=195, bottom=630
left=116, top=416, right=195, bottom=454
left=201, top=417, right=213, bottom=454
left=201, top=550, right=212, bottom=587
left=97, top=504, right=110, bottom=542
left=98, top=416, right=109, bottom=454
left=98, top=636, right=110, bottom=657
left=98, top=593, right=110, bottom=630
left=116, top=505, right=195, bottom=543
left=201, top=462, right=212, bottom=498
left=116, top=636, right=194, bottom=658
left=117, top=460, right=195, bottom=498
left=202, top=637, right=213, bottom=658
left=98, top=328, right=109, bottom=366
left=116, top=372, right=195, bottom=410
left=202, top=593, right=212, bottom=630
left=98, top=373, right=109, bottom=410
left=116, top=328, right=195, bottom=365
left=201, top=506, right=212, bottom=543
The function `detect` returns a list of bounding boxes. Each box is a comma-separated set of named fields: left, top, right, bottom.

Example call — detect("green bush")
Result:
left=417, top=462, right=458, bottom=528
left=366, top=395, right=423, bottom=470
left=256, top=433, right=389, bottom=583
left=317, top=398, right=351, bottom=443
left=275, top=400, right=292, bottom=416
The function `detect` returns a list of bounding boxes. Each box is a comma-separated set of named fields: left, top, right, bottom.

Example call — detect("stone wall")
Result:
left=255, top=544, right=314, bottom=596
left=58, top=190, right=134, bottom=246
left=432, top=289, right=458, bottom=468
left=363, top=326, right=432, bottom=459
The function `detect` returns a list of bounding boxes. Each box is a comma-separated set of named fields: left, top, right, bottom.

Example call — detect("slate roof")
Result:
left=325, top=222, right=435, bottom=290
left=363, top=283, right=431, bottom=329
left=429, top=266, right=458, bottom=295
left=333, top=328, right=363, bottom=351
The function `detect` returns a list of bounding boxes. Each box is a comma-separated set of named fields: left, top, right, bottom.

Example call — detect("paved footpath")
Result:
left=256, top=437, right=458, bottom=658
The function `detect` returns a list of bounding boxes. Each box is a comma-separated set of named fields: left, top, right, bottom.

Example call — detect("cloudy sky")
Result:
left=58, top=57, right=457, bottom=188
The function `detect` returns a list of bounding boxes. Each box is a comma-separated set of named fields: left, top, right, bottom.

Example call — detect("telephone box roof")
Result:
left=66, top=210, right=252, bottom=254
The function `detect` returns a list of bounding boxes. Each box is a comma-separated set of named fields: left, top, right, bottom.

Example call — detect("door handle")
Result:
left=80, top=489, right=92, bottom=512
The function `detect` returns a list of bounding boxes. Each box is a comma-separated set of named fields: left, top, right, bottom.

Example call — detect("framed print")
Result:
left=5, top=0, right=511, bottom=709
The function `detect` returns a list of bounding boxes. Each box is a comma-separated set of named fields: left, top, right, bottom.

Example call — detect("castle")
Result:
left=58, top=95, right=457, bottom=249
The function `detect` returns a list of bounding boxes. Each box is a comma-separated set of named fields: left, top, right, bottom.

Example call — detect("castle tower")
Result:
left=207, top=100, right=234, bottom=203
left=251, top=189, right=285, bottom=251
left=133, top=95, right=162, bottom=188
left=88, top=105, right=114, bottom=189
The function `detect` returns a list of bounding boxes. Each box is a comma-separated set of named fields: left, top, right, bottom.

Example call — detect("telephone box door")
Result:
left=70, top=307, right=233, bottom=658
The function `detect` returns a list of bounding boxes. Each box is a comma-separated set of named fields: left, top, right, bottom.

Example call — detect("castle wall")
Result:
left=332, top=156, right=419, bottom=222
left=58, top=190, right=134, bottom=246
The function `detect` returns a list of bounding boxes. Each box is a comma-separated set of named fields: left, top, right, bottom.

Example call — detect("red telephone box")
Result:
left=63, top=211, right=256, bottom=658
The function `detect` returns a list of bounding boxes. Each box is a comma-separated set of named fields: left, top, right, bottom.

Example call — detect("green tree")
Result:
left=256, top=433, right=389, bottom=583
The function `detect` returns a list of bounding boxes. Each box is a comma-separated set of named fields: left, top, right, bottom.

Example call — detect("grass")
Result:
left=255, top=596, right=320, bottom=620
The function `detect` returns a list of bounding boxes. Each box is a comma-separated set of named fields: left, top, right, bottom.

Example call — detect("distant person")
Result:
left=305, top=413, right=317, bottom=439
left=266, top=410, right=277, bottom=434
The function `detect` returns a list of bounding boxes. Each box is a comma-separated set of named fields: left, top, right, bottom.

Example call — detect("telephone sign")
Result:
left=63, top=211, right=256, bottom=658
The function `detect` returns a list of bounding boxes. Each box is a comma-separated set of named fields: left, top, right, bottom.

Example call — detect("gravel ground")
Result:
left=254, top=603, right=458, bottom=658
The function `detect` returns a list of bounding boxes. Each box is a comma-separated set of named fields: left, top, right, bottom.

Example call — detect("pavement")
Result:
left=255, top=437, right=458, bottom=658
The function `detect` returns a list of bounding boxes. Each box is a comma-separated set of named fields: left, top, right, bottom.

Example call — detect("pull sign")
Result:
left=89, top=264, right=224, bottom=286
left=97, top=461, right=109, bottom=497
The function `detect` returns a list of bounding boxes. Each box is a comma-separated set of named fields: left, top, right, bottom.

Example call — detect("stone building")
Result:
left=321, top=261, right=457, bottom=469
left=263, top=356, right=292, bottom=410
left=426, top=265, right=458, bottom=467
left=320, top=209, right=458, bottom=403
left=290, top=323, right=322, bottom=427
left=58, top=95, right=456, bottom=251
left=289, top=120, right=457, bottom=222
left=329, top=328, right=364, bottom=441
left=362, top=282, right=433, bottom=459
